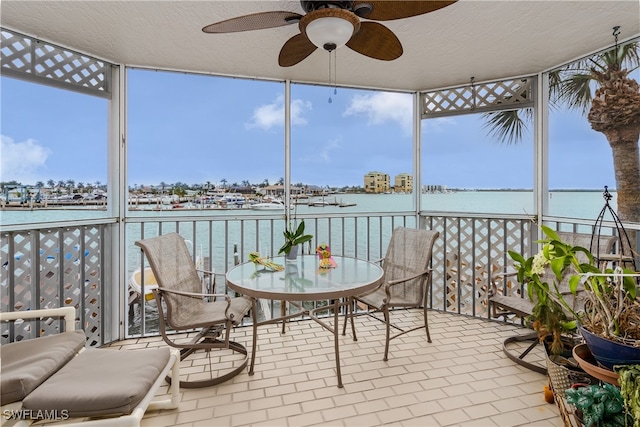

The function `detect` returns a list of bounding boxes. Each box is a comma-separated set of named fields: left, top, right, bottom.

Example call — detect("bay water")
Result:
left=2, top=190, right=614, bottom=335
left=0, top=190, right=614, bottom=226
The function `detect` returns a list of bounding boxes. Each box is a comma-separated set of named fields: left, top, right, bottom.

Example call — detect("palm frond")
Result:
left=481, top=110, right=530, bottom=145
left=557, top=73, right=594, bottom=115
left=483, top=41, right=638, bottom=145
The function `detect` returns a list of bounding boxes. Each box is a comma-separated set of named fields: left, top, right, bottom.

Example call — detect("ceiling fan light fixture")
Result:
left=300, top=9, right=360, bottom=51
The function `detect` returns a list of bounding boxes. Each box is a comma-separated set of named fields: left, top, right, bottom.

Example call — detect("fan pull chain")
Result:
left=328, top=51, right=333, bottom=103
left=328, top=50, right=338, bottom=104
left=334, top=50, right=338, bottom=96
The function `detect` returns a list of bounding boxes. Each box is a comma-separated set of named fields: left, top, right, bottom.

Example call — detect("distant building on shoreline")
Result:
left=394, top=173, right=413, bottom=193
left=422, top=184, right=449, bottom=193
left=364, top=171, right=415, bottom=194
left=364, top=171, right=390, bottom=193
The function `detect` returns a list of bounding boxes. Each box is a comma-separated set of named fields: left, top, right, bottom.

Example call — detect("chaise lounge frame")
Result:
left=0, top=306, right=180, bottom=427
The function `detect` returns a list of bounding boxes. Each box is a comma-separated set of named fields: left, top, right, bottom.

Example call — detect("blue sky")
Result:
left=0, top=68, right=631, bottom=190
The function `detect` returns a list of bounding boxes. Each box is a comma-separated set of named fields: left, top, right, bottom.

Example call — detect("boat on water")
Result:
left=250, top=199, right=287, bottom=210
left=214, top=193, right=246, bottom=207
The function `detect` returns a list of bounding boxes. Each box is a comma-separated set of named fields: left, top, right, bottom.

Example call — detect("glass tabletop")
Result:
left=226, top=255, right=384, bottom=301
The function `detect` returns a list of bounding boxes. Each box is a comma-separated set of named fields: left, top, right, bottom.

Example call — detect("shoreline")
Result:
left=0, top=188, right=612, bottom=212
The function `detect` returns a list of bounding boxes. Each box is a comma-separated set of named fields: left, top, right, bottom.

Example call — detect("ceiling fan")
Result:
left=202, top=1, right=458, bottom=67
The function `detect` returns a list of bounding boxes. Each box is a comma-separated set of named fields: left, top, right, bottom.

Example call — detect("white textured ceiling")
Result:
left=1, top=1, right=639, bottom=92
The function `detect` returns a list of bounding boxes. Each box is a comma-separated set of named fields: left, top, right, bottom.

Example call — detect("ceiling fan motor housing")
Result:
left=301, top=1, right=353, bottom=12
left=299, top=8, right=361, bottom=51
left=203, top=1, right=458, bottom=66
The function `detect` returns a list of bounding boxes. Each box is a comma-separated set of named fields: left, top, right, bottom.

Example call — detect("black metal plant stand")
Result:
left=590, top=186, right=637, bottom=272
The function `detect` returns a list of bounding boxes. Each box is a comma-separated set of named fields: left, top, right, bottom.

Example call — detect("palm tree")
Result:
left=484, top=39, right=639, bottom=223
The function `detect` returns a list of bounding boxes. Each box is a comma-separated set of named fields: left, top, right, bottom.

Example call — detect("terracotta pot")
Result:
left=572, top=343, right=619, bottom=386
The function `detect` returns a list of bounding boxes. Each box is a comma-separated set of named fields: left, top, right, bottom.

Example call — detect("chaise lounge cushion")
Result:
left=23, top=347, right=171, bottom=418
left=1, top=330, right=86, bottom=405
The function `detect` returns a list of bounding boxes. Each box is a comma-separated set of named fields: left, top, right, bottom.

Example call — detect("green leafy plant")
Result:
left=572, top=266, right=639, bottom=345
left=509, top=225, right=639, bottom=354
left=565, top=383, right=632, bottom=427
left=616, top=364, right=640, bottom=427
left=278, top=207, right=313, bottom=256
left=508, top=225, right=585, bottom=354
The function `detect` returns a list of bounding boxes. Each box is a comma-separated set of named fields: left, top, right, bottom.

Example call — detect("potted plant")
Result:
left=510, top=225, right=640, bottom=363
left=571, top=265, right=640, bottom=371
left=565, top=383, right=633, bottom=427
left=278, top=208, right=313, bottom=260
left=508, top=225, right=583, bottom=354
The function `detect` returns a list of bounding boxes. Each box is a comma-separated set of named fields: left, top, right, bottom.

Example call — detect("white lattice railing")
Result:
left=1, top=28, right=111, bottom=97
left=1, top=224, right=110, bottom=346
left=421, top=78, right=534, bottom=118
left=2, top=213, right=631, bottom=344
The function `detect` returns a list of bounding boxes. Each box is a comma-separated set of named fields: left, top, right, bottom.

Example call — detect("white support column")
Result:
left=284, top=80, right=291, bottom=219
left=413, top=92, right=422, bottom=226
left=534, top=72, right=550, bottom=243
left=107, top=64, right=125, bottom=340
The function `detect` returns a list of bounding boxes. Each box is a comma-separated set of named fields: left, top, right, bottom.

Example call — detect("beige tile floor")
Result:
left=111, top=310, right=563, bottom=427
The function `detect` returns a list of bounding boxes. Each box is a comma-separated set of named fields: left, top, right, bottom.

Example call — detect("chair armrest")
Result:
left=197, top=269, right=225, bottom=293
left=386, top=268, right=431, bottom=287
left=155, top=287, right=231, bottom=303
left=197, top=268, right=215, bottom=276
left=0, top=306, right=76, bottom=332
left=156, top=287, right=239, bottom=320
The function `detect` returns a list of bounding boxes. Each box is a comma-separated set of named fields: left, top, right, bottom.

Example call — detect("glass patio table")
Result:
left=226, top=255, right=384, bottom=388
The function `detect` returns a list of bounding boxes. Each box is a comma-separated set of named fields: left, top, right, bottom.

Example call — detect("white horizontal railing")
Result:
left=2, top=212, right=635, bottom=344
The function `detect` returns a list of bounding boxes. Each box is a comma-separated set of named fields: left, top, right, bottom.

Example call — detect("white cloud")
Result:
left=0, top=135, right=51, bottom=184
left=245, top=94, right=312, bottom=130
left=343, top=92, right=413, bottom=134
left=296, top=136, right=341, bottom=165
left=318, top=137, right=340, bottom=162
left=423, top=116, right=456, bottom=133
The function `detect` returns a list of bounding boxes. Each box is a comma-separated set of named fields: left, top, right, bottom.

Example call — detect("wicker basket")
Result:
left=544, top=337, right=597, bottom=399
left=544, top=337, right=596, bottom=427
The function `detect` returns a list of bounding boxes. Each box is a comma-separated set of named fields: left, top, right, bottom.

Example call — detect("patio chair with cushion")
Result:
left=135, top=233, right=255, bottom=388
left=343, top=227, right=440, bottom=361
left=489, top=231, right=618, bottom=373
left=0, top=306, right=180, bottom=426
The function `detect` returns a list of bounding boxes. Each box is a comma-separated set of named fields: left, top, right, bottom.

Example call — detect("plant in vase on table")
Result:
left=278, top=208, right=313, bottom=260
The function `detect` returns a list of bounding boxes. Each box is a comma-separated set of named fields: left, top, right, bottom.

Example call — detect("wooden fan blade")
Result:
left=346, top=22, right=402, bottom=61
left=353, top=1, right=457, bottom=21
left=202, top=11, right=302, bottom=33
left=278, top=34, right=317, bottom=67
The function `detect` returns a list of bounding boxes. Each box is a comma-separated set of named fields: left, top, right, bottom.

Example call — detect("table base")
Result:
left=248, top=298, right=354, bottom=388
